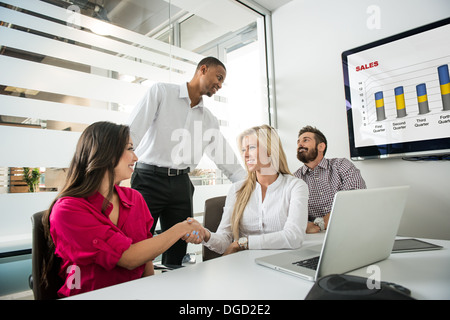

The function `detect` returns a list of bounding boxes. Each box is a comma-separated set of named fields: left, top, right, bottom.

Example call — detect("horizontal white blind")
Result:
left=0, top=26, right=181, bottom=84
left=0, top=55, right=146, bottom=105
left=0, top=126, right=81, bottom=168
left=0, top=95, right=127, bottom=125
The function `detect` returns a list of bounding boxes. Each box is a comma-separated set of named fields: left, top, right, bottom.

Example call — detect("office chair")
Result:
left=31, top=210, right=64, bottom=300
left=202, top=196, right=226, bottom=261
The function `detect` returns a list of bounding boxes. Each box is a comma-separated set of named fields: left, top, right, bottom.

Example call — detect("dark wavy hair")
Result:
left=41, top=121, right=130, bottom=288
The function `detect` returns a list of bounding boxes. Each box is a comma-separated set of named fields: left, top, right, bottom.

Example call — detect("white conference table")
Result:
left=66, top=233, right=450, bottom=300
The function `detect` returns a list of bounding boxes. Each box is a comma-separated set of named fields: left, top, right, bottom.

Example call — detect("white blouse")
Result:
left=204, top=174, right=309, bottom=254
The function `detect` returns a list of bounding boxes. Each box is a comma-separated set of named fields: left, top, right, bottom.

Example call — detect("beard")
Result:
left=297, top=146, right=318, bottom=164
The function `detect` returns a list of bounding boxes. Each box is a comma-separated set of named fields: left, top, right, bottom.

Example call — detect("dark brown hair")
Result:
left=41, top=121, right=130, bottom=287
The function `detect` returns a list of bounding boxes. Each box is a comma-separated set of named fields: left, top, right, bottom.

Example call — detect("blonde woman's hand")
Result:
left=223, top=241, right=241, bottom=256
left=181, top=218, right=205, bottom=244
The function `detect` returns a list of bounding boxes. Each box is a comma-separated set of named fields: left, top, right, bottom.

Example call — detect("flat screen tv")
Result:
left=342, top=17, right=450, bottom=160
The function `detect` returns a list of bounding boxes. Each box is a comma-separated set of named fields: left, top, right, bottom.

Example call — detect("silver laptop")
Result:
left=255, top=186, right=410, bottom=281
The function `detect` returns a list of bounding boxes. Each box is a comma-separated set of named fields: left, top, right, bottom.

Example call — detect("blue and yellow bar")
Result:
left=438, top=64, right=450, bottom=111
left=416, top=83, right=430, bottom=115
left=374, top=91, right=386, bottom=121
left=394, top=86, right=407, bottom=118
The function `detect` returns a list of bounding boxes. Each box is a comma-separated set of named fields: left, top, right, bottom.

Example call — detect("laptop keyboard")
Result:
left=292, top=256, right=320, bottom=270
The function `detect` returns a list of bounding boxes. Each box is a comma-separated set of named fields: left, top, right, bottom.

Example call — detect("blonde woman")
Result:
left=196, top=124, right=309, bottom=255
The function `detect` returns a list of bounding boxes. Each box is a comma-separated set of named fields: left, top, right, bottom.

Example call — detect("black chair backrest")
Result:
left=202, top=196, right=226, bottom=261
left=31, top=210, right=63, bottom=300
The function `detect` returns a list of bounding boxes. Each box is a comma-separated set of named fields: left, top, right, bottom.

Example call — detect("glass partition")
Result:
left=0, top=0, right=271, bottom=192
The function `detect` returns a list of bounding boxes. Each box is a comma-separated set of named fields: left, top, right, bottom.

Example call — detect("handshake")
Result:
left=176, top=218, right=243, bottom=256
left=179, top=218, right=210, bottom=244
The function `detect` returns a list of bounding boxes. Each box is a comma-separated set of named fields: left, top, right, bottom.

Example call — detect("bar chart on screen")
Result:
left=346, top=21, right=450, bottom=149
left=364, top=62, right=450, bottom=124
left=342, top=18, right=450, bottom=159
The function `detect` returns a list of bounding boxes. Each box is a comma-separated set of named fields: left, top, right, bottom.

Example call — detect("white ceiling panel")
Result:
left=165, top=0, right=258, bottom=32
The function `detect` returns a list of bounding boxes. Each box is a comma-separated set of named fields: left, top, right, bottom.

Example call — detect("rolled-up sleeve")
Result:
left=203, top=183, right=239, bottom=254
left=50, top=197, right=132, bottom=271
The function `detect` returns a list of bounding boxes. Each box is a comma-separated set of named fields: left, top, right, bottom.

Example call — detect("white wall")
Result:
left=272, top=0, right=450, bottom=240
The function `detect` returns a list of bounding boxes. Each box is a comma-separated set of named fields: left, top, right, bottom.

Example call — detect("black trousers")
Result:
left=131, top=167, right=194, bottom=265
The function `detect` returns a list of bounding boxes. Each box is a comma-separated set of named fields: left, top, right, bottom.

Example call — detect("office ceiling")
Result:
left=103, top=0, right=291, bottom=31
left=69, top=0, right=292, bottom=46
left=251, top=0, right=292, bottom=12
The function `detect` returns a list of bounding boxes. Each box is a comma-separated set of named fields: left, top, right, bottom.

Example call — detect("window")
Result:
left=0, top=0, right=274, bottom=238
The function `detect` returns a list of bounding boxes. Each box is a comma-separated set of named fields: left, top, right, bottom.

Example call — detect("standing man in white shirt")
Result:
left=128, top=57, right=246, bottom=266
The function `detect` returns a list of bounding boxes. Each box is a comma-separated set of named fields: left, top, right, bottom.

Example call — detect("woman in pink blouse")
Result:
left=42, top=121, right=202, bottom=297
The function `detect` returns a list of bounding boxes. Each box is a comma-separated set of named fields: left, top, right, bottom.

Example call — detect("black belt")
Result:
left=135, top=162, right=190, bottom=176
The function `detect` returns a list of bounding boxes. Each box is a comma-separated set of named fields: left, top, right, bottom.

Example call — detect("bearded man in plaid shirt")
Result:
left=294, top=126, right=366, bottom=233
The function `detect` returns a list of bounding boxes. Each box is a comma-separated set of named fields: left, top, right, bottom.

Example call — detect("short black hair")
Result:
left=196, top=56, right=226, bottom=71
left=298, top=125, right=328, bottom=156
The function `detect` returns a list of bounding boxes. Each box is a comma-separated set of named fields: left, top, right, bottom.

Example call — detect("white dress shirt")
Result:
left=128, top=82, right=245, bottom=182
left=204, top=174, right=309, bottom=254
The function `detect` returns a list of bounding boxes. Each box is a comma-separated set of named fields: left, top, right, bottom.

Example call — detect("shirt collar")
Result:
left=86, top=185, right=134, bottom=212
left=179, top=82, right=204, bottom=109
left=114, top=184, right=133, bottom=208
left=255, top=172, right=284, bottom=190
left=301, top=157, right=329, bottom=174
left=86, top=191, right=105, bottom=211
left=268, top=173, right=284, bottom=190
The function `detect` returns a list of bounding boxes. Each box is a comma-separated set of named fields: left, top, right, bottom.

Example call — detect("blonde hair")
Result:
left=231, top=124, right=291, bottom=240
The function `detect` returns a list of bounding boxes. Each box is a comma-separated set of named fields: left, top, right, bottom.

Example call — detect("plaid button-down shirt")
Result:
left=293, top=158, right=366, bottom=220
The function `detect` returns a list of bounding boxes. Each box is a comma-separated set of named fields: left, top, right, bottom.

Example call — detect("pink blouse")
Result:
left=50, top=185, right=154, bottom=297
